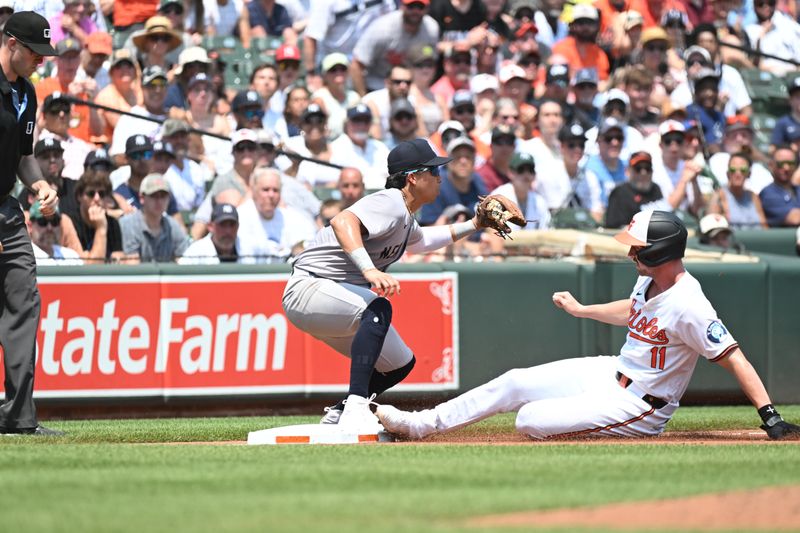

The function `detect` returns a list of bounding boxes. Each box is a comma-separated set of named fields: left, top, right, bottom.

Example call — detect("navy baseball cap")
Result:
left=4, top=11, right=57, bottom=56
left=546, top=63, right=570, bottom=86
left=126, top=134, right=154, bottom=154
left=347, top=103, right=372, bottom=121
left=212, top=202, right=239, bottom=223
left=85, top=147, right=113, bottom=168
left=34, top=137, right=63, bottom=157
left=232, top=89, right=263, bottom=111
left=387, top=138, right=451, bottom=174
left=559, top=122, right=587, bottom=141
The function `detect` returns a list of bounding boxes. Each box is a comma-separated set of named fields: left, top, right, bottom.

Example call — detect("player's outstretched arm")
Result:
left=717, top=348, right=800, bottom=440
left=551, top=292, right=631, bottom=326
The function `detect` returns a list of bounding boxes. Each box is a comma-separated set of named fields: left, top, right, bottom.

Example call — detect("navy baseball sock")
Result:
left=348, top=298, right=392, bottom=398
left=368, top=356, right=416, bottom=397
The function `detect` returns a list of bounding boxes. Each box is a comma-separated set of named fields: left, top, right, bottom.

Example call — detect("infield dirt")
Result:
left=468, top=485, right=800, bottom=531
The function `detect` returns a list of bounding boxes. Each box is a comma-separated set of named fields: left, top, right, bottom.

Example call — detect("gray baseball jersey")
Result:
left=291, top=189, right=421, bottom=284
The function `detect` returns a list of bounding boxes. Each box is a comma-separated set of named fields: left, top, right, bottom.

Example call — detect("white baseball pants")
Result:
left=423, top=356, right=677, bottom=439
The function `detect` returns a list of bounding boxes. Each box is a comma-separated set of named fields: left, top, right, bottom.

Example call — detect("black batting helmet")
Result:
left=614, top=210, right=687, bottom=267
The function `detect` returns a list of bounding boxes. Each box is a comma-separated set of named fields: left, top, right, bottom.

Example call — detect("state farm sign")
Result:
left=0, top=273, right=459, bottom=399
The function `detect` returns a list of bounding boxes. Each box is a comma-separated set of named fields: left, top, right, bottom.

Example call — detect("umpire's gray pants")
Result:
left=0, top=197, right=40, bottom=430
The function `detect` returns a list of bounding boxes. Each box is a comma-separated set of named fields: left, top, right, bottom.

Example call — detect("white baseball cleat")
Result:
left=376, top=405, right=436, bottom=439
left=320, top=405, right=343, bottom=424
left=337, top=394, right=384, bottom=432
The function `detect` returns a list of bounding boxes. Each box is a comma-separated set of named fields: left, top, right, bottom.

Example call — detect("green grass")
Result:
left=1, top=406, right=799, bottom=533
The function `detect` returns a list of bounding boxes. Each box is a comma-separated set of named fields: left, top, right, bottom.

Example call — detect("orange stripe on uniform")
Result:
left=547, top=408, right=657, bottom=439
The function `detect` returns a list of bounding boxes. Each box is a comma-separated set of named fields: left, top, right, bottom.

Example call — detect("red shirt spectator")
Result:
left=113, top=0, right=159, bottom=29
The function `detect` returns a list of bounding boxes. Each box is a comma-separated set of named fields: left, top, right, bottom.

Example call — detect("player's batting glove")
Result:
left=758, top=404, right=800, bottom=440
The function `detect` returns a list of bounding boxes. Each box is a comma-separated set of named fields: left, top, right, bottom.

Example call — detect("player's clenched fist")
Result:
left=552, top=291, right=584, bottom=317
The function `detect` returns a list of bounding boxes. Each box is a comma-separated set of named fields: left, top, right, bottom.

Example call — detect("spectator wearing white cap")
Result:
left=94, top=49, right=142, bottom=140
left=311, top=53, right=361, bottom=140
left=583, top=88, right=645, bottom=161
left=498, top=63, right=537, bottom=140
left=669, top=40, right=752, bottom=118
left=185, top=72, right=234, bottom=176
left=110, top=66, right=169, bottom=163
left=179, top=203, right=254, bottom=265
left=584, top=117, right=628, bottom=216
left=162, top=46, right=212, bottom=113
left=329, top=104, right=391, bottom=189
left=408, top=43, right=447, bottom=136
left=698, top=213, right=738, bottom=251
left=120, top=173, right=190, bottom=263
left=363, top=64, right=418, bottom=141
left=471, top=73, right=500, bottom=135
left=552, top=5, right=610, bottom=81
left=651, top=120, right=705, bottom=215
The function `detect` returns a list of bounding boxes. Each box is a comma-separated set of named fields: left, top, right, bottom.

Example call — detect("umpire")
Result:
left=0, top=12, right=61, bottom=436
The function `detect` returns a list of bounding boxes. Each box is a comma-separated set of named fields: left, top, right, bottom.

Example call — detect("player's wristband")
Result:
left=348, top=247, right=376, bottom=273
left=758, top=404, right=782, bottom=427
left=450, top=219, right=478, bottom=242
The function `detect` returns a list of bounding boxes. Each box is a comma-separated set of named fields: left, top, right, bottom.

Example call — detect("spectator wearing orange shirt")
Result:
left=112, top=0, right=160, bottom=32
left=36, top=38, right=102, bottom=143
left=94, top=49, right=143, bottom=141
left=551, top=5, right=610, bottom=82
left=629, top=0, right=687, bottom=29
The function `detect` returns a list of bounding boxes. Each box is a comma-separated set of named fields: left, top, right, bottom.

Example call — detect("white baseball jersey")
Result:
left=617, top=272, right=739, bottom=404
left=291, top=189, right=421, bottom=284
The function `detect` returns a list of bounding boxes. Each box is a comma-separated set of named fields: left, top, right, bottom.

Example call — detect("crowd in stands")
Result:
left=10, top=0, right=800, bottom=264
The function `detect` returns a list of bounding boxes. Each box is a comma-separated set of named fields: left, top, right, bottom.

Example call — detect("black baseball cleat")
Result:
left=0, top=425, right=65, bottom=436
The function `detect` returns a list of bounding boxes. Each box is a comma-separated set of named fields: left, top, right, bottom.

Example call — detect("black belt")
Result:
left=616, top=371, right=668, bottom=410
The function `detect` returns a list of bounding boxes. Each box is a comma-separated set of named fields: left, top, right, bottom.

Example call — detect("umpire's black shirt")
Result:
left=0, top=65, right=36, bottom=196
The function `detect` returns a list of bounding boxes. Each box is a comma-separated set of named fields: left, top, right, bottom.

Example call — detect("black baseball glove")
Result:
left=761, top=418, right=800, bottom=440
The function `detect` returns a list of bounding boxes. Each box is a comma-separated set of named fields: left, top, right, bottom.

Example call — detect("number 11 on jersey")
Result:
left=650, top=347, right=666, bottom=370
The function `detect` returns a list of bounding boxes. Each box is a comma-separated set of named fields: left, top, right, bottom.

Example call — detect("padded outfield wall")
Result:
left=2, top=255, right=798, bottom=405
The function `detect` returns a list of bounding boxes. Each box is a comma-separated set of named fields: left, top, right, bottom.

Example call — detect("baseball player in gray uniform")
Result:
left=376, top=211, right=800, bottom=441
left=283, top=138, right=492, bottom=431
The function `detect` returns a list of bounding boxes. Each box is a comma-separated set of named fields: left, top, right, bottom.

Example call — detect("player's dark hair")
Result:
left=689, top=24, right=718, bottom=46
left=385, top=172, right=407, bottom=189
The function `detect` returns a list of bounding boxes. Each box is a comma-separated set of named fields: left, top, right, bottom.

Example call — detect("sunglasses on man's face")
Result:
left=755, top=0, right=776, bottom=7
left=633, top=164, right=653, bottom=174
left=391, top=78, right=412, bottom=86
left=393, top=112, right=415, bottom=121
left=453, top=105, right=475, bottom=115
left=662, top=135, right=684, bottom=146
left=602, top=134, right=623, bottom=143
left=242, top=109, right=265, bottom=120
left=234, top=142, right=257, bottom=153
left=644, top=44, right=667, bottom=53
left=303, top=116, right=326, bottom=127
left=34, top=215, right=61, bottom=228
left=150, top=34, right=174, bottom=43
left=129, top=150, right=154, bottom=161
left=775, top=160, right=797, bottom=169
left=493, top=137, right=515, bottom=146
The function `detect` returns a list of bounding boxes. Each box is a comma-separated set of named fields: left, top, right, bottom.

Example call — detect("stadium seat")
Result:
left=751, top=113, right=778, bottom=153
left=550, top=208, right=599, bottom=230
left=739, top=68, right=790, bottom=117
left=203, top=35, right=246, bottom=54
left=250, top=36, right=283, bottom=52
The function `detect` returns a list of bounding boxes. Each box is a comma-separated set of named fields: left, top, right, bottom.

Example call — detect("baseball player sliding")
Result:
left=377, top=211, right=800, bottom=440
left=283, top=138, right=521, bottom=431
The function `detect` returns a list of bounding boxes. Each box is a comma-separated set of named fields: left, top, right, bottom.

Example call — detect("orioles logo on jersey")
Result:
left=627, top=301, right=669, bottom=345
